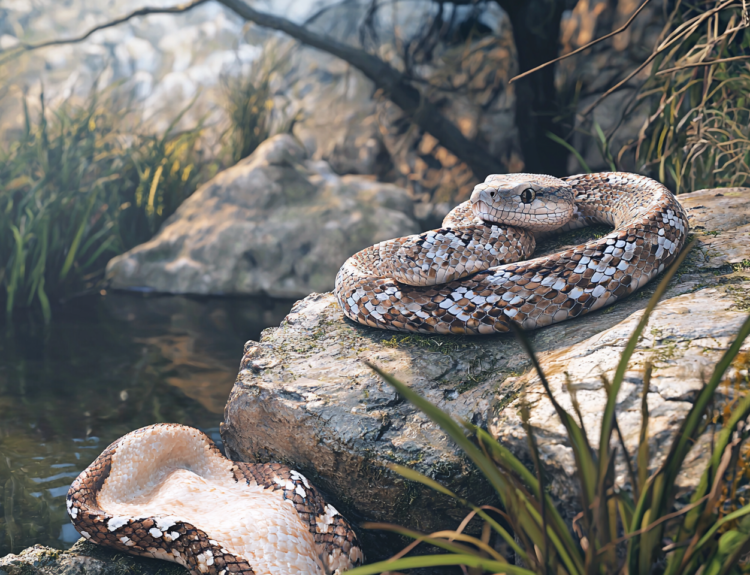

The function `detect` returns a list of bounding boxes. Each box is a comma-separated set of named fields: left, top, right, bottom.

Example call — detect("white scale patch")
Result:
left=290, top=471, right=311, bottom=489
left=569, top=287, right=583, bottom=299
left=155, top=516, right=178, bottom=531
left=107, top=516, right=129, bottom=531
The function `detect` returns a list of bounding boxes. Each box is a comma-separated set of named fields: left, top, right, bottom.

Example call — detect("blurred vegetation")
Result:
left=619, top=0, right=750, bottom=193
left=0, top=58, right=284, bottom=322
left=0, top=86, right=218, bottom=322
left=221, top=44, right=293, bottom=164
left=351, top=243, right=750, bottom=574
left=222, top=63, right=274, bottom=164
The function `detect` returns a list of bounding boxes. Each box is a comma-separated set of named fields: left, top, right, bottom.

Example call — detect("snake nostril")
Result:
left=489, top=191, right=495, bottom=198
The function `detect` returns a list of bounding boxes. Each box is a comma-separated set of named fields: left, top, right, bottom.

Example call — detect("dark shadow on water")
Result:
left=0, top=292, right=294, bottom=556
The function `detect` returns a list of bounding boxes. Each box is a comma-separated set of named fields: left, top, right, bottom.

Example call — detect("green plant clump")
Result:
left=350, top=241, right=750, bottom=574
left=221, top=47, right=292, bottom=164
left=0, top=87, right=219, bottom=322
left=623, top=0, right=750, bottom=193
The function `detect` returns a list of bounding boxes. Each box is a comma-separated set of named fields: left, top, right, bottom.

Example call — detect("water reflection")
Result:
left=0, top=293, right=294, bottom=556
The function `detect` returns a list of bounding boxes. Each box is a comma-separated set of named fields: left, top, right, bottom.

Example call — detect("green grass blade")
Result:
left=520, top=401, right=549, bottom=570
left=616, top=491, right=635, bottom=533
left=79, top=235, right=117, bottom=272
left=389, top=464, right=461, bottom=500
left=547, top=131, right=591, bottom=173
left=637, top=362, right=652, bottom=498
left=367, top=362, right=572, bottom=571
left=473, top=427, right=582, bottom=565
left=633, top=313, right=750, bottom=573
left=599, top=239, right=695, bottom=487
left=509, top=323, right=598, bottom=516
left=59, top=187, right=98, bottom=282
left=361, top=522, right=494, bottom=559
left=344, top=554, right=535, bottom=575
left=6, top=224, right=26, bottom=314
left=593, top=121, right=617, bottom=172
left=389, top=463, right=530, bottom=562
left=664, top=389, right=750, bottom=574
left=715, top=532, right=750, bottom=575
left=362, top=522, right=508, bottom=563
left=692, top=504, right=750, bottom=555
left=367, top=362, right=515, bottom=501
left=37, top=277, right=51, bottom=324
left=663, top=313, right=750, bottom=490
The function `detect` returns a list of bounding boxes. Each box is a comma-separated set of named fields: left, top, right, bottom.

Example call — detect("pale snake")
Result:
left=67, top=424, right=363, bottom=575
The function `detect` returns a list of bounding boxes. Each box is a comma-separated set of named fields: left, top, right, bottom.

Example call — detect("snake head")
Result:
left=470, top=173, right=576, bottom=232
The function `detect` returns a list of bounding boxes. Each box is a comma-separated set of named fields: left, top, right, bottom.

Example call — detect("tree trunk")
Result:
left=500, top=0, right=574, bottom=176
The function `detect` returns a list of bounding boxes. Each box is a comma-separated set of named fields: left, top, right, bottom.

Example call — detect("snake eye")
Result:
left=520, top=188, right=536, bottom=204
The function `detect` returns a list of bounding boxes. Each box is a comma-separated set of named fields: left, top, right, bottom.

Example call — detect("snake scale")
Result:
left=67, top=424, right=363, bottom=574
left=335, top=172, right=689, bottom=334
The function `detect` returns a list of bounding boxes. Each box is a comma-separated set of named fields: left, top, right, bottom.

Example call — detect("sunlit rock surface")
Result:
left=221, top=187, right=750, bottom=556
left=105, top=134, right=420, bottom=298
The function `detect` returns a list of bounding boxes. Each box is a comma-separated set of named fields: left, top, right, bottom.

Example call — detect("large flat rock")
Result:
left=220, top=187, right=750, bottom=559
left=105, top=135, right=420, bottom=298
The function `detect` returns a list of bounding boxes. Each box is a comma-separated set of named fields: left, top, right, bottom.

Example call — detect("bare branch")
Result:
left=509, top=0, right=654, bottom=84
left=6, top=0, right=208, bottom=54
left=4, top=0, right=504, bottom=179
left=220, top=0, right=506, bottom=177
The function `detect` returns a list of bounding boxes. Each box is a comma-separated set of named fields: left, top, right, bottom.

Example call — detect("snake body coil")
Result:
left=66, top=424, right=363, bottom=574
left=335, top=172, right=689, bottom=334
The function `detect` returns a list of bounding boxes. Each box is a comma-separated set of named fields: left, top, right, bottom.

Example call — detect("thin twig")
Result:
left=594, top=494, right=709, bottom=555
left=6, top=0, right=208, bottom=54
left=581, top=0, right=737, bottom=116
left=656, top=54, right=750, bottom=75
left=508, top=0, right=654, bottom=84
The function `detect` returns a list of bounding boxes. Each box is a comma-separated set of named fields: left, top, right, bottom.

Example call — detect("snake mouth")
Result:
left=473, top=200, right=490, bottom=218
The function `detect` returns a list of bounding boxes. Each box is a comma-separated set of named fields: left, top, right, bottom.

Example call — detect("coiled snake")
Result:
left=335, top=172, right=688, bottom=334
left=67, top=424, right=363, bottom=574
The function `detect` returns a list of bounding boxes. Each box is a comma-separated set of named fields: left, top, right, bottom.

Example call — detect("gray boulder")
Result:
left=105, top=135, right=420, bottom=298
left=220, top=187, right=750, bottom=559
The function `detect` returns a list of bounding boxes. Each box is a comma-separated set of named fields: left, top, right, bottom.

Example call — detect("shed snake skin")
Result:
left=66, top=424, right=363, bottom=574
left=335, top=173, right=689, bottom=334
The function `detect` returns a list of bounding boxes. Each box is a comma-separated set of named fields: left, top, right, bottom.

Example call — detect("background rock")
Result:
left=0, top=540, right=186, bottom=575
left=105, top=134, right=420, bottom=298
left=220, top=187, right=750, bottom=559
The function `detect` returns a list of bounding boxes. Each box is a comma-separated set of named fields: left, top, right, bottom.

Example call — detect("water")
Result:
left=0, top=293, right=294, bottom=556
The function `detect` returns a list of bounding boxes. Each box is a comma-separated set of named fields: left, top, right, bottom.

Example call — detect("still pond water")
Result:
left=0, top=293, right=294, bottom=557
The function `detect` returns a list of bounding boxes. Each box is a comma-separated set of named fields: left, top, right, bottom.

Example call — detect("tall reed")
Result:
left=0, top=86, right=217, bottom=322
left=620, top=0, right=750, bottom=192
